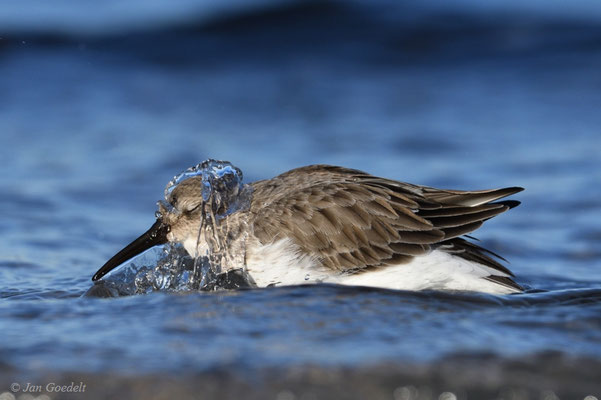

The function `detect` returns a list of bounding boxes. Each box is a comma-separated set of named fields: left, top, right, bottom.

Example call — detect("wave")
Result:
left=2, top=0, right=601, bottom=51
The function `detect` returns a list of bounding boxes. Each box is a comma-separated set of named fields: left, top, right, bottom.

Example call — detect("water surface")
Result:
left=2, top=1, right=601, bottom=398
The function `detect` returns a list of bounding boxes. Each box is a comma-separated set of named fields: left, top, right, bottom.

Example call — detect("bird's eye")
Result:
left=183, top=200, right=202, bottom=213
left=186, top=204, right=201, bottom=213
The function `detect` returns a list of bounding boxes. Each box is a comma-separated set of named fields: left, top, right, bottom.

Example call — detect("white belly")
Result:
left=245, top=239, right=518, bottom=295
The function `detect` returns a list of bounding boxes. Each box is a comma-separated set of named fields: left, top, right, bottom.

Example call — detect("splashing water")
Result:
left=87, top=160, right=255, bottom=297
left=86, top=243, right=254, bottom=297
left=170, top=160, right=254, bottom=287
left=133, top=243, right=197, bottom=294
left=164, top=159, right=252, bottom=219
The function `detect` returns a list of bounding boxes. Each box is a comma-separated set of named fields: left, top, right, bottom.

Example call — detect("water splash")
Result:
left=86, top=243, right=254, bottom=297
left=164, top=159, right=252, bottom=220
left=167, top=160, right=253, bottom=288
left=133, top=244, right=254, bottom=294
left=133, top=243, right=196, bottom=294
left=87, top=160, right=255, bottom=297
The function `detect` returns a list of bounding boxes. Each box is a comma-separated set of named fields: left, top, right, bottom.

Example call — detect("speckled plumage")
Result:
left=94, top=163, right=524, bottom=293
left=247, top=165, right=522, bottom=291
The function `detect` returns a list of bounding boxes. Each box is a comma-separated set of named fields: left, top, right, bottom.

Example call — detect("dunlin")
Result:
left=93, top=160, right=524, bottom=294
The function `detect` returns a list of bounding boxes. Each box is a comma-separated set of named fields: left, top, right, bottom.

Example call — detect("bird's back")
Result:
left=246, top=165, right=523, bottom=293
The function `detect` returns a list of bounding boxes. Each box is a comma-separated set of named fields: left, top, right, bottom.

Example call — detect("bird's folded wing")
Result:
left=250, top=165, right=522, bottom=274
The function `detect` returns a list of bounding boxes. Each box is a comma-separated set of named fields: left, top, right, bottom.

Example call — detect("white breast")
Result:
left=245, top=238, right=518, bottom=295
left=245, top=238, right=329, bottom=286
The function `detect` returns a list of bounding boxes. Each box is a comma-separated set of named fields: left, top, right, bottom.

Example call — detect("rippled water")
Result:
left=2, top=1, right=601, bottom=398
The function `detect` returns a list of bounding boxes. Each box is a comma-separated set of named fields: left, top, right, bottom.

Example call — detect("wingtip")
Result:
left=495, top=186, right=524, bottom=209
left=497, top=200, right=521, bottom=209
left=482, top=186, right=524, bottom=206
left=497, top=186, right=524, bottom=197
left=507, top=186, right=525, bottom=194
left=484, top=275, right=524, bottom=293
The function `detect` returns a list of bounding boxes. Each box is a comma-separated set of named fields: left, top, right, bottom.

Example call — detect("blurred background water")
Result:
left=1, top=1, right=601, bottom=399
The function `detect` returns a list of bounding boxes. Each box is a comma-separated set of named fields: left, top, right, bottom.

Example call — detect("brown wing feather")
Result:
left=250, top=165, right=522, bottom=279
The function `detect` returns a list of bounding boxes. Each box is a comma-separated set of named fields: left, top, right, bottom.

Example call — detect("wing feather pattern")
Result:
left=250, top=165, right=522, bottom=288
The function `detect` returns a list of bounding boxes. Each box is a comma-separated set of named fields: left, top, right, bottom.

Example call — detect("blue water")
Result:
left=2, top=0, right=601, bottom=397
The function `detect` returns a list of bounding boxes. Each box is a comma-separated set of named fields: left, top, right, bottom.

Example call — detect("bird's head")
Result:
left=92, top=160, right=247, bottom=281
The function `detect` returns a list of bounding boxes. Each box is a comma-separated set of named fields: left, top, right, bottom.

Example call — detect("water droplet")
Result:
left=438, top=392, right=457, bottom=400
left=0, top=391, right=16, bottom=400
left=540, top=390, right=559, bottom=400
left=393, top=386, right=418, bottom=400
left=163, top=159, right=252, bottom=219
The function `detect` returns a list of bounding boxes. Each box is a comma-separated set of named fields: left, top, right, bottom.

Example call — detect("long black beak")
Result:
left=92, top=219, right=170, bottom=281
